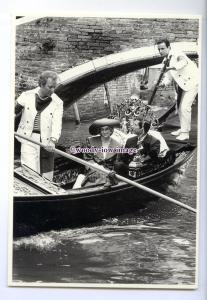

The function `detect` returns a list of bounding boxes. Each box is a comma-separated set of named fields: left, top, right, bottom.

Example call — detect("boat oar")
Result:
left=148, top=55, right=172, bottom=105
left=14, top=132, right=197, bottom=214
left=157, top=103, right=176, bottom=124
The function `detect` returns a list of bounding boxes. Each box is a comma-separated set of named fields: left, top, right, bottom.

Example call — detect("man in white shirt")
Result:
left=15, top=70, right=63, bottom=180
left=157, top=39, right=198, bottom=141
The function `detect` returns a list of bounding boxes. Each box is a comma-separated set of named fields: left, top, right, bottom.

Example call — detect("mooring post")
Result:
left=103, top=83, right=112, bottom=113
left=73, top=102, right=80, bottom=124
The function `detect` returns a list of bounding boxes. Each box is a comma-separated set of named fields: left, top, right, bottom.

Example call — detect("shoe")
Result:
left=171, top=129, right=181, bottom=136
left=176, top=133, right=189, bottom=141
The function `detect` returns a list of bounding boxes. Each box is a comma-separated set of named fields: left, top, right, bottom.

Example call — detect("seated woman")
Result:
left=73, top=118, right=122, bottom=188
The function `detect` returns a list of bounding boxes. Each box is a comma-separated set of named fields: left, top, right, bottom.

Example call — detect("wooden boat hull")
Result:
left=13, top=149, right=195, bottom=237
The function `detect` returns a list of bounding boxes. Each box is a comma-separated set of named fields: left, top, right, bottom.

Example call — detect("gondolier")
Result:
left=157, top=38, right=198, bottom=141
left=15, top=70, right=63, bottom=180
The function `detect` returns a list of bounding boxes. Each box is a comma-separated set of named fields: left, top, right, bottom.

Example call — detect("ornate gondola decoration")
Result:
left=108, top=97, right=158, bottom=134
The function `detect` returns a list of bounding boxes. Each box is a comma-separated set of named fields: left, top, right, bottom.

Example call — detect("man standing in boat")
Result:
left=157, top=38, right=198, bottom=141
left=15, top=70, right=63, bottom=180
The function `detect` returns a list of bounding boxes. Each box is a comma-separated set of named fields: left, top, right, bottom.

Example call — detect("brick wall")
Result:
left=15, top=17, right=199, bottom=120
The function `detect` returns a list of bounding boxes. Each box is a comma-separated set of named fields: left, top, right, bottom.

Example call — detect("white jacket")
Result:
left=16, top=87, right=63, bottom=145
left=162, top=49, right=199, bottom=91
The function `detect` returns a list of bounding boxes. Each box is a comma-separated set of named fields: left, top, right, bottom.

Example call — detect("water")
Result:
left=12, top=152, right=197, bottom=286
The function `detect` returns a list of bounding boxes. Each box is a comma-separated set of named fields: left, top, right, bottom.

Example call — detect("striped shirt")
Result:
left=33, top=94, right=52, bottom=133
left=33, top=112, right=41, bottom=132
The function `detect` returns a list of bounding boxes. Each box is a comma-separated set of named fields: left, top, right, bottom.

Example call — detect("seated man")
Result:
left=114, top=120, right=170, bottom=176
left=126, top=120, right=161, bottom=162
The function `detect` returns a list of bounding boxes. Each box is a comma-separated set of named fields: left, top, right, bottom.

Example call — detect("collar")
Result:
left=36, top=91, right=52, bottom=101
left=137, top=133, right=147, bottom=145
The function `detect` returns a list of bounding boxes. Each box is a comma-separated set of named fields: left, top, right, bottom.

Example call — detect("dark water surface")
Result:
left=12, top=118, right=197, bottom=286
left=12, top=158, right=197, bottom=286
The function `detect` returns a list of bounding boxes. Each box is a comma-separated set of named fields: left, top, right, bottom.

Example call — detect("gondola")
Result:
left=13, top=42, right=198, bottom=237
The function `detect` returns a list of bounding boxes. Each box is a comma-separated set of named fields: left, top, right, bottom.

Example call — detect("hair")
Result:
left=156, top=38, right=170, bottom=48
left=133, top=120, right=151, bottom=136
left=38, top=70, right=58, bottom=87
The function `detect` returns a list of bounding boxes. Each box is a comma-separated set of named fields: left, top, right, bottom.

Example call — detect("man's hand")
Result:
left=44, top=139, right=56, bottom=152
left=158, top=82, right=165, bottom=88
left=165, top=66, right=176, bottom=72
left=141, top=155, right=151, bottom=163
